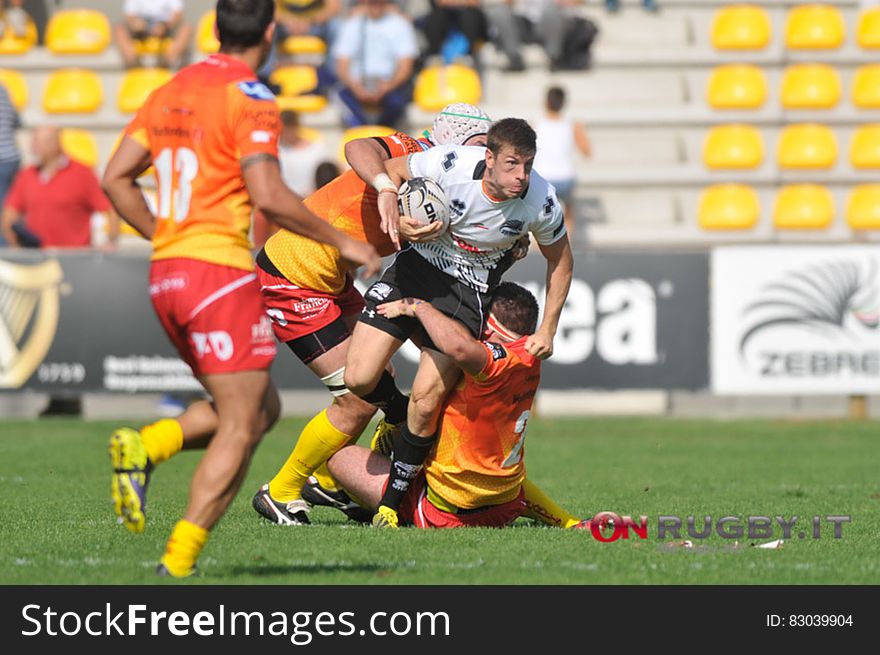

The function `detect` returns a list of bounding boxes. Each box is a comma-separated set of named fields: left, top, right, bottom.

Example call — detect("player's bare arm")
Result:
left=529, top=236, right=574, bottom=359
left=101, top=136, right=156, bottom=239
left=376, top=154, right=443, bottom=247
left=242, top=154, right=381, bottom=277
left=377, top=298, right=487, bottom=376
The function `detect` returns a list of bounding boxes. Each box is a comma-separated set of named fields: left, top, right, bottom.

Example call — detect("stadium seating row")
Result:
left=699, top=182, right=880, bottom=230
left=0, top=67, right=171, bottom=114
left=707, top=62, right=880, bottom=109
left=0, top=9, right=324, bottom=58
left=711, top=4, right=880, bottom=50
left=704, top=123, right=880, bottom=169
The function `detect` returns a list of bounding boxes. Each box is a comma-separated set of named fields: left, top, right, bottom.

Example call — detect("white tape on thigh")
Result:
left=321, top=367, right=350, bottom=397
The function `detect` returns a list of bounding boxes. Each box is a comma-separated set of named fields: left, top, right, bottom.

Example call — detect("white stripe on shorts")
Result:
left=188, top=272, right=257, bottom=321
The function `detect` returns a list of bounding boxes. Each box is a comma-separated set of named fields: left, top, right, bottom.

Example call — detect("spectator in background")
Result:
left=333, top=0, right=418, bottom=128
left=314, top=161, right=340, bottom=189
left=278, top=110, right=328, bottom=198
left=114, top=0, right=193, bottom=69
left=1, top=126, right=118, bottom=249
left=533, top=87, right=590, bottom=241
left=423, top=0, right=487, bottom=62
left=0, top=1, right=28, bottom=38
left=605, top=0, right=657, bottom=12
left=486, top=0, right=595, bottom=72
left=277, top=0, right=342, bottom=43
left=0, top=84, right=20, bottom=247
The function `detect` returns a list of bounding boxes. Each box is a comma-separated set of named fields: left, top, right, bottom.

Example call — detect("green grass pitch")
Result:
left=0, top=416, right=877, bottom=584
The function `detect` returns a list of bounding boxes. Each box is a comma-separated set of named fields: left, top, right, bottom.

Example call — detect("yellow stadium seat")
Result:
left=777, top=124, right=838, bottom=169
left=857, top=7, right=880, bottom=48
left=117, top=68, right=173, bottom=113
left=703, top=125, right=764, bottom=169
left=43, top=69, right=103, bottom=114
left=774, top=185, right=834, bottom=229
left=698, top=184, right=760, bottom=230
left=337, top=125, right=396, bottom=164
left=271, top=66, right=318, bottom=97
left=785, top=4, right=845, bottom=49
left=710, top=5, right=771, bottom=50
left=781, top=64, right=841, bottom=109
left=61, top=129, right=98, bottom=168
left=414, top=64, right=482, bottom=112
left=0, top=17, right=37, bottom=55
left=0, top=69, right=27, bottom=110
left=850, top=125, right=880, bottom=168
left=846, top=185, right=880, bottom=228
left=706, top=64, right=768, bottom=109
left=276, top=94, right=328, bottom=113
left=853, top=65, right=880, bottom=109
left=135, top=36, right=172, bottom=57
left=282, top=35, right=327, bottom=56
left=46, top=9, right=111, bottom=55
left=197, top=11, right=219, bottom=54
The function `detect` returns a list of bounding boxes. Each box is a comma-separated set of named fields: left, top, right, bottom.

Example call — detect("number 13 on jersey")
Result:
left=154, top=147, right=199, bottom=222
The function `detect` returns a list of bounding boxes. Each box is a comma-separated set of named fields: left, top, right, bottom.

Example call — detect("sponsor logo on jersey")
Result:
left=487, top=343, right=507, bottom=361
left=500, top=218, right=525, bottom=236
left=368, top=282, right=393, bottom=302
left=237, top=81, right=276, bottom=101
left=450, top=198, right=467, bottom=216
left=250, top=130, right=273, bottom=144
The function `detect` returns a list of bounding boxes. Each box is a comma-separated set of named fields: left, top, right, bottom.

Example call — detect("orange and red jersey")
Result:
left=126, top=54, right=281, bottom=271
left=263, top=132, right=431, bottom=294
left=426, top=337, right=541, bottom=509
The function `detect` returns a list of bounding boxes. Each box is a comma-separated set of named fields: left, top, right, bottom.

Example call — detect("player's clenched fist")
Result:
left=525, top=330, right=554, bottom=360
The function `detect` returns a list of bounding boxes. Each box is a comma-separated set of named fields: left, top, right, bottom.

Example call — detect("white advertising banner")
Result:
left=712, top=246, right=880, bottom=395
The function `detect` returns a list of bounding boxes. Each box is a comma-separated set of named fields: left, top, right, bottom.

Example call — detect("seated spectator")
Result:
left=277, top=0, right=342, bottom=42
left=423, top=0, right=487, bottom=62
left=260, top=1, right=343, bottom=86
left=533, top=86, right=590, bottom=240
left=0, top=84, right=20, bottom=246
left=605, top=0, right=657, bottom=12
left=486, top=0, right=596, bottom=71
left=333, top=0, right=418, bottom=128
left=114, top=0, right=192, bottom=69
left=278, top=110, right=329, bottom=198
left=0, top=0, right=28, bottom=38
left=1, top=126, right=118, bottom=249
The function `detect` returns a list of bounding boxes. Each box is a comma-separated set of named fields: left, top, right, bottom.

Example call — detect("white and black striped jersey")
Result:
left=406, top=144, right=566, bottom=293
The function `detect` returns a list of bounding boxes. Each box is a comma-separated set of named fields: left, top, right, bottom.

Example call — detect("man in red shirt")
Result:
left=1, top=126, right=117, bottom=248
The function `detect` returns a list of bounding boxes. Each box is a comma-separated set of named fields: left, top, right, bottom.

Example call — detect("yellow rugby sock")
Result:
left=140, top=418, right=184, bottom=466
left=268, top=409, right=352, bottom=502
left=522, top=478, right=581, bottom=529
left=312, top=463, right=340, bottom=493
left=160, top=520, right=208, bottom=577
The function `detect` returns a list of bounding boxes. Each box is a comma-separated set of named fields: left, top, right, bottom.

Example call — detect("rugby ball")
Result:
left=397, top=177, right=450, bottom=230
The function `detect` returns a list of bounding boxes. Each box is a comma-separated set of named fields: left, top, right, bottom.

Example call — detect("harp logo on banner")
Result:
left=0, top=259, right=63, bottom=389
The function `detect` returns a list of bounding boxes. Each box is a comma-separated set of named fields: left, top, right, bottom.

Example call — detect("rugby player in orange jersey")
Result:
left=250, top=105, right=496, bottom=525
left=326, top=283, right=587, bottom=529
left=101, top=0, right=380, bottom=577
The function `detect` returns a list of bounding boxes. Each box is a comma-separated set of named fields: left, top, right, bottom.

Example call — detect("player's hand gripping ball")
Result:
left=397, top=177, right=450, bottom=231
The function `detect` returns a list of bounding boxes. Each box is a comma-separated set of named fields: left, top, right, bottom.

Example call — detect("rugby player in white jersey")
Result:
left=343, top=118, right=574, bottom=527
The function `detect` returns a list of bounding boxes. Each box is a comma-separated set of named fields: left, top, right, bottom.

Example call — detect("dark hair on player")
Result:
left=315, top=161, right=341, bottom=189
left=216, top=0, right=275, bottom=50
left=546, top=86, right=566, bottom=113
left=490, top=282, right=539, bottom=336
left=487, top=118, right=537, bottom=157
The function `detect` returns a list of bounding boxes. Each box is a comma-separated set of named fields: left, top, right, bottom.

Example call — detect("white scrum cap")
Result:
left=430, top=103, right=492, bottom=146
